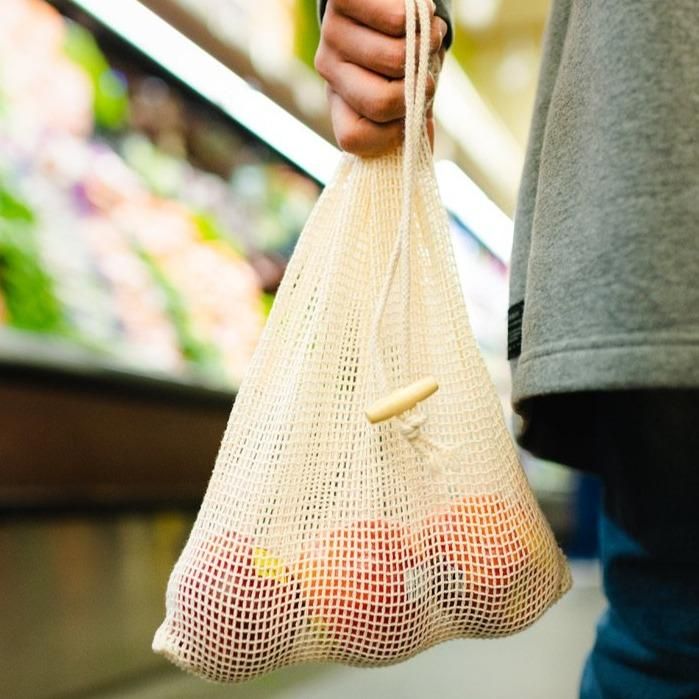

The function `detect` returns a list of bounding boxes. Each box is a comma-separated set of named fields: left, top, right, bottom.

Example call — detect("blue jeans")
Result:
left=580, top=508, right=699, bottom=698
left=518, top=390, right=699, bottom=698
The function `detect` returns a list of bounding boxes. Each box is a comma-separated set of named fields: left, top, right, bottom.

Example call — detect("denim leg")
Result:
left=578, top=390, right=699, bottom=699
left=580, top=510, right=699, bottom=699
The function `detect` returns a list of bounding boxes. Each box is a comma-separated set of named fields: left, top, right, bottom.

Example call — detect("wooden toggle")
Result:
left=365, top=376, right=439, bottom=424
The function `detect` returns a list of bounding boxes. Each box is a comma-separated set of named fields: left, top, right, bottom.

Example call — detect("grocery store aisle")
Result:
left=1, top=515, right=603, bottom=699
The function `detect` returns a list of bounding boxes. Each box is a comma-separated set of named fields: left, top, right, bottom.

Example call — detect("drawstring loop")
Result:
left=366, top=0, right=435, bottom=446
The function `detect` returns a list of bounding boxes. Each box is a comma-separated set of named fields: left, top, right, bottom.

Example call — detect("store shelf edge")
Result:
left=0, top=329, right=235, bottom=407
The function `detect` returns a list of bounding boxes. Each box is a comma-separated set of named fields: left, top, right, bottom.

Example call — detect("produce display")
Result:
left=0, top=0, right=319, bottom=386
left=0, top=0, right=514, bottom=394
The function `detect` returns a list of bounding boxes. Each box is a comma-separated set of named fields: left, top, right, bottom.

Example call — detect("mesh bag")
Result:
left=153, top=0, right=571, bottom=682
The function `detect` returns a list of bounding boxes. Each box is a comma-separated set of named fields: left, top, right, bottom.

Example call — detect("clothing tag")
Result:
left=507, top=300, right=524, bottom=360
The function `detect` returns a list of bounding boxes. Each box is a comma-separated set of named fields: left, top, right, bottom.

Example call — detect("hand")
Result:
left=315, top=0, right=448, bottom=157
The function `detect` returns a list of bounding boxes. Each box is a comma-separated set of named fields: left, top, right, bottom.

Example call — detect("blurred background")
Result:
left=0, top=0, right=603, bottom=697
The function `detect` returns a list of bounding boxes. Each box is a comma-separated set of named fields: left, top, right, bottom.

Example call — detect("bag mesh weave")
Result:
left=153, top=0, right=571, bottom=682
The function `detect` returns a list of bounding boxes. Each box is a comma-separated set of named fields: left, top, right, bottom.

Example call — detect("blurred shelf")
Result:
left=0, top=330, right=573, bottom=544
left=0, top=330, right=235, bottom=401
left=0, top=330, right=234, bottom=511
left=136, top=0, right=336, bottom=144
left=59, top=0, right=341, bottom=184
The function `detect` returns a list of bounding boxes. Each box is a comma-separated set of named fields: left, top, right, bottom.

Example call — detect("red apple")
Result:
left=423, top=495, right=542, bottom=634
left=296, top=519, right=429, bottom=661
left=174, top=531, right=303, bottom=681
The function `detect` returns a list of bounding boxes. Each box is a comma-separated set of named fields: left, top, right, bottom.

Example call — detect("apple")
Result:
left=296, top=519, right=429, bottom=661
left=174, top=531, right=303, bottom=681
left=423, top=495, right=545, bottom=634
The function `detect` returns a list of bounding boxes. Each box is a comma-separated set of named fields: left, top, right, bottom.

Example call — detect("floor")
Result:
left=1, top=514, right=605, bottom=699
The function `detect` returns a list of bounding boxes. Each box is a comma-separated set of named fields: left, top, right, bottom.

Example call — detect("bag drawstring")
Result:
left=366, top=0, right=436, bottom=448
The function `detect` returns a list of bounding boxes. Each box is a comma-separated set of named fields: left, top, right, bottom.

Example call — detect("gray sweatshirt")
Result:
left=508, top=0, right=699, bottom=450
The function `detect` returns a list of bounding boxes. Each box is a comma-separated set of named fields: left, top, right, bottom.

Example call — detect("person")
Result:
left=315, top=1, right=699, bottom=697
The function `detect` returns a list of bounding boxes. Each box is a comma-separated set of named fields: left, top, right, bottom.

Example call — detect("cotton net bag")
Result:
left=153, top=0, right=571, bottom=682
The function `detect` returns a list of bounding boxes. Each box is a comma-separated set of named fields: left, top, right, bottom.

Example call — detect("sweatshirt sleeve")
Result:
left=317, top=0, right=453, bottom=49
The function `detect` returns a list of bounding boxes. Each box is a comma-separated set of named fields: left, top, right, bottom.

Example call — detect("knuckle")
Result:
left=313, top=46, right=332, bottom=81
left=426, top=73, right=437, bottom=98
left=321, top=10, right=341, bottom=50
left=328, top=0, right=347, bottom=16
left=385, top=5, right=406, bottom=34
left=335, top=126, right=361, bottom=153
left=384, top=41, right=406, bottom=74
left=364, top=90, right=400, bottom=122
left=330, top=0, right=351, bottom=15
left=430, top=22, right=443, bottom=51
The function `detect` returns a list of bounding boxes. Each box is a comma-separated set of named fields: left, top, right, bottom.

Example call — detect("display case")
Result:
left=0, top=0, right=319, bottom=507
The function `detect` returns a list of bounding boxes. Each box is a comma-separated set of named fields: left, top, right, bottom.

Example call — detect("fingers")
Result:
left=331, top=0, right=430, bottom=38
left=318, top=0, right=448, bottom=156
left=328, top=89, right=437, bottom=158
left=426, top=108, right=435, bottom=152
left=431, top=18, right=449, bottom=59
left=431, top=45, right=446, bottom=84
left=317, top=56, right=437, bottom=124
left=322, top=7, right=447, bottom=80
left=327, top=88, right=404, bottom=157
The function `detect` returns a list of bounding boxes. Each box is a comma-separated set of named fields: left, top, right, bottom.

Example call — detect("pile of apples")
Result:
left=175, top=494, right=544, bottom=679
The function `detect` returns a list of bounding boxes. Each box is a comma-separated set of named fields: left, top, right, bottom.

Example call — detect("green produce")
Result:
left=193, top=211, right=244, bottom=257
left=0, top=182, right=65, bottom=333
left=0, top=221, right=65, bottom=333
left=138, top=248, right=222, bottom=373
left=260, top=291, right=275, bottom=318
left=0, top=185, right=35, bottom=224
left=63, top=21, right=129, bottom=130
